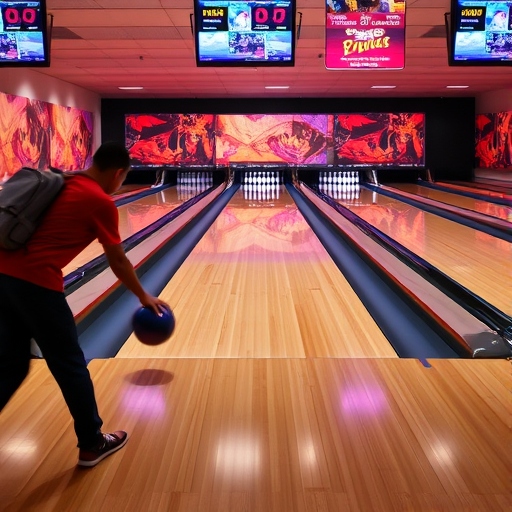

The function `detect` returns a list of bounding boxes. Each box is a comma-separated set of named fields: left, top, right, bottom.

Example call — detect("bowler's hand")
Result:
left=140, top=293, right=169, bottom=316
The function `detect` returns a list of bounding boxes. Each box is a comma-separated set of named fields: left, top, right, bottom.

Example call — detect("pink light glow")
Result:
left=341, top=385, right=387, bottom=416
left=122, top=386, right=167, bottom=419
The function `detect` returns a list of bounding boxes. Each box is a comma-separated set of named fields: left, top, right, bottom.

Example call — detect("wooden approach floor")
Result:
left=1, top=357, right=510, bottom=512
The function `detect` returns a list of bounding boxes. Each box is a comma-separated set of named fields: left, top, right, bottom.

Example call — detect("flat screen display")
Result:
left=0, top=0, right=50, bottom=66
left=125, top=114, right=216, bottom=168
left=194, top=0, right=295, bottom=66
left=475, top=111, right=512, bottom=167
left=333, top=113, right=425, bottom=167
left=450, top=0, right=512, bottom=65
left=215, top=114, right=329, bottom=165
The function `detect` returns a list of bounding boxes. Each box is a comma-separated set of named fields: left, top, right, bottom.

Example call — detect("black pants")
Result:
left=0, top=273, right=103, bottom=448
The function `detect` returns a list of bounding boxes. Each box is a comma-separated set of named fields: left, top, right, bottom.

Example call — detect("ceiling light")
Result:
left=371, top=85, right=396, bottom=89
left=265, top=86, right=290, bottom=89
left=446, top=85, right=469, bottom=89
left=118, top=86, right=144, bottom=90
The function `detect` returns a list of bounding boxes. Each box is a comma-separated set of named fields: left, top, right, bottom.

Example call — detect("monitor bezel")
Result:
left=448, top=0, right=512, bottom=66
left=193, top=0, right=296, bottom=68
left=0, top=0, right=51, bottom=68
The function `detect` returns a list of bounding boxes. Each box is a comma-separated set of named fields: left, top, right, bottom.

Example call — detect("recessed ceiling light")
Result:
left=371, top=85, right=396, bottom=89
left=446, top=85, right=469, bottom=89
left=118, top=86, right=144, bottom=90
left=265, top=86, right=290, bottom=89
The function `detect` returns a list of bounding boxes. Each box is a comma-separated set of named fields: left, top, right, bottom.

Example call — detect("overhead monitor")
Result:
left=0, top=0, right=50, bottom=66
left=449, top=0, right=512, bottom=65
left=194, top=0, right=296, bottom=66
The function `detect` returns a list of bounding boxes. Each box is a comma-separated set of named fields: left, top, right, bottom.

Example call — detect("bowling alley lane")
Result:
left=117, top=184, right=397, bottom=359
left=474, top=177, right=512, bottom=192
left=442, top=179, right=512, bottom=195
left=338, top=186, right=512, bottom=316
left=113, top=183, right=149, bottom=198
left=389, top=183, right=512, bottom=222
left=63, top=186, right=185, bottom=276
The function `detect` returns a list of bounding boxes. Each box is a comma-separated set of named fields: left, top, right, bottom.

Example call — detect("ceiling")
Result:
left=40, top=0, right=512, bottom=99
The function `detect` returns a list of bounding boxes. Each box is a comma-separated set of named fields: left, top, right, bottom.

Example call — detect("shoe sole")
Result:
left=77, top=435, right=129, bottom=468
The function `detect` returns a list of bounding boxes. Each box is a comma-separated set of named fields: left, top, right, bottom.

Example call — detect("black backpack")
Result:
left=0, top=167, right=65, bottom=250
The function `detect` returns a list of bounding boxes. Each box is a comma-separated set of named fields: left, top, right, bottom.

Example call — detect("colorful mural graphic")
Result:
left=475, top=111, right=512, bottom=169
left=126, top=112, right=428, bottom=167
left=0, top=93, right=50, bottom=181
left=215, top=114, right=329, bottom=165
left=50, top=105, right=94, bottom=171
left=333, top=112, right=425, bottom=166
left=0, top=91, right=93, bottom=181
left=126, top=114, right=216, bottom=167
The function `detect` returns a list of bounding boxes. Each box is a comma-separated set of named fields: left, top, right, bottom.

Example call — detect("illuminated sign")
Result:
left=325, top=0, right=406, bottom=70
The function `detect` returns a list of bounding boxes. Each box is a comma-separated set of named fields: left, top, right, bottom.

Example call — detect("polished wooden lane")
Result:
left=340, top=187, right=512, bottom=316
left=113, top=184, right=150, bottom=197
left=63, top=187, right=184, bottom=276
left=474, top=178, right=512, bottom=191
left=391, top=183, right=512, bottom=222
left=117, top=185, right=396, bottom=358
left=1, top=358, right=510, bottom=511
left=66, top=183, right=226, bottom=322
left=446, top=179, right=512, bottom=194
left=433, top=181, right=512, bottom=201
